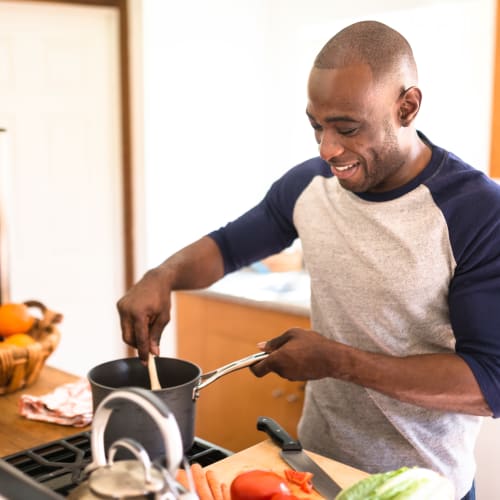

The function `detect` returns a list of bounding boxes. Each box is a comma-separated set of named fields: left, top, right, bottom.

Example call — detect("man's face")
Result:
left=306, top=64, right=409, bottom=193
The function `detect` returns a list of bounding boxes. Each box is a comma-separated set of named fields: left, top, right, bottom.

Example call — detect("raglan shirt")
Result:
left=208, top=134, right=500, bottom=499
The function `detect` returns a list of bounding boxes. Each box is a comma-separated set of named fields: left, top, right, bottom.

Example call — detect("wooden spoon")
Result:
left=148, top=353, right=162, bottom=390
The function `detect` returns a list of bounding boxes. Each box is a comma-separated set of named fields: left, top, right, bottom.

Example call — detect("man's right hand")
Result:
left=117, top=266, right=173, bottom=363
left=116, top=236, right=226, bottom=363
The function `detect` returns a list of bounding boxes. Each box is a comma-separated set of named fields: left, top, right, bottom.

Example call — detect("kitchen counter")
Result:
left=194, top=268, right=311, bottom=317
left=0, top=365, right=90, bottom=456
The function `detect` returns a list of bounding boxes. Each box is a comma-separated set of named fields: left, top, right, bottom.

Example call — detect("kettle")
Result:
left=68, top=386, right=198, bottom=499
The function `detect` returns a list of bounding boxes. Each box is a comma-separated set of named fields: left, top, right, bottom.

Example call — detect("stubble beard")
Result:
left=342, top=121, right=406, bottom=194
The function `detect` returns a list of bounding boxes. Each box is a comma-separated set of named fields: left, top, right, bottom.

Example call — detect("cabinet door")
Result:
left=176, top=292, right=310, bottom=451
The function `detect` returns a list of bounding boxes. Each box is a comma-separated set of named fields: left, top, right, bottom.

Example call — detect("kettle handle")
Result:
left=108, top=438, right=154, bottom=484
left=87, top=386, right=183, bottom=476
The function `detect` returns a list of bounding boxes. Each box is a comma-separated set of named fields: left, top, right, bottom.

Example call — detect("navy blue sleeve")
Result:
left=429, top=153, right=500, bottom=416
left=208, top=157, right=329, bottom=274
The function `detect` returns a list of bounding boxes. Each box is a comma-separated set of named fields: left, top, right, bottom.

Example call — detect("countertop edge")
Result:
left=177, top=288, right=310, bottom=317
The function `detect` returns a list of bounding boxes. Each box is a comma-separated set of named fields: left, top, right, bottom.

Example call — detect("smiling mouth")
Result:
left=330, top=161, right=360, bottom=175
left=335, top=163, right=356, bottom=171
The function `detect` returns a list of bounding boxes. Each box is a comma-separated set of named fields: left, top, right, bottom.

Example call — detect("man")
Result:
left=117, top=21, right=500, bottom=500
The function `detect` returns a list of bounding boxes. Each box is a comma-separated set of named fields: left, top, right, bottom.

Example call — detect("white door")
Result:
left=0, top=1, right=126, bottom=375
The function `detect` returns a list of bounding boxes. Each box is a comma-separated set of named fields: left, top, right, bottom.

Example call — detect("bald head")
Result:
left=314, top=21, right=418, bottom=90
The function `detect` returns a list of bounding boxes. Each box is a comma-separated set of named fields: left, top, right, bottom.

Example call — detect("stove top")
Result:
left=0, top=431, right=233, bottom=498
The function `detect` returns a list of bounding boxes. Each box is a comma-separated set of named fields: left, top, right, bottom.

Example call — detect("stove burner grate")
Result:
left=4, top=433, right=92, bottom=496
left=2, top=431, right=232, bottom=497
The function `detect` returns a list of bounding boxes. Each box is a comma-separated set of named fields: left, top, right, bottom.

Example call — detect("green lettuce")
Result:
left=335, top=466, right=454, bottom=500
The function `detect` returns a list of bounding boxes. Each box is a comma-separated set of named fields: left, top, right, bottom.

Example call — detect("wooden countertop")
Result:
left=0, top=365, right=90, bottom=457
left=206, top=439, right=369, bottom=499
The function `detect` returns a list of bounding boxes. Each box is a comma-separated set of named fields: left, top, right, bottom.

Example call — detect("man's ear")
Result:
left=398, top=86, right=422, bottom=127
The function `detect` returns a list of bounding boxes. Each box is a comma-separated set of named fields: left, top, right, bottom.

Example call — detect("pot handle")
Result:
left=194, top=351, right=269, bottom=399
left=87, top=387, right=183, bottom=477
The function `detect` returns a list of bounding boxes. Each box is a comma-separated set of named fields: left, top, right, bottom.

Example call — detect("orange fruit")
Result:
left=1, top=333, right=36, bottom=347
left=0, top=303, right=36, bottom=336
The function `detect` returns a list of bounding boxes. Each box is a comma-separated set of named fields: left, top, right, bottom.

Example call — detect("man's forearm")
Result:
left=335, top=344, right=492, bottom=416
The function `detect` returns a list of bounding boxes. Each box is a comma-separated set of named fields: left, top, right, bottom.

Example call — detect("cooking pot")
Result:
left=68, top=386, right=197, bottom=499
left=87, top=352, right=268, bottom=459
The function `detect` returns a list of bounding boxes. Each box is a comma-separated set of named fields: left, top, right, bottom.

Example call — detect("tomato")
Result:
left=231, top=470, right=291, bottom=500
left=284, top=469, right=314, bottom=493
left=270, top=494, right=300, bottom=500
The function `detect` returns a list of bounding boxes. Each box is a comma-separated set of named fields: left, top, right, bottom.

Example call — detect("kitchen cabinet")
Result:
left=175, top=290, right=310, bottom=452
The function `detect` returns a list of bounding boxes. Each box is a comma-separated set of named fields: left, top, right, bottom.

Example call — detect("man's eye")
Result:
left=309, top=121, right=322, bottom=131
left=338, top=127, right=358, bottom=136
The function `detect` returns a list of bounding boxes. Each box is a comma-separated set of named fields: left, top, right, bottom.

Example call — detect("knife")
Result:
left=257, top=416, right=342, bottom=499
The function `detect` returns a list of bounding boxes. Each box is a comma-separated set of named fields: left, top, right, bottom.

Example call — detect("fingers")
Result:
left=117, top=300, right=169, bottom=363
left=119, top=308, right=136, bottom=349
left=116, top=265, right=175, bottom=363
left=256, top=329, right=297, bottom=354
left=265, top=331, right=294, bottom=350
left=251, top=328, right=322, bottom=379
left=149, top=311, right=170, bottom=356
left=251, top=351, right=295, bottom=379
left=133, top=315, right=152, bottom=363
left=250, top=358, right=271, bottom=377
left=251, top=330, right=296, bottom=377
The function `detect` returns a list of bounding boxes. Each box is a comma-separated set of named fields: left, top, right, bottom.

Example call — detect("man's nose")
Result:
left=318, top=135, right=344, bottom=160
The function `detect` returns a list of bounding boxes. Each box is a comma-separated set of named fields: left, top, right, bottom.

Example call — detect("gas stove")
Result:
left=0, top=431, right=232, bottom=499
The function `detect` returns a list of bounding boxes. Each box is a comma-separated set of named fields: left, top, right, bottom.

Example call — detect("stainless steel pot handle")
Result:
left=194, top=351, right=269, bottom=399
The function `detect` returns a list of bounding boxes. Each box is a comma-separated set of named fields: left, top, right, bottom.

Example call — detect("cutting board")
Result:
left=205, top=439, right=369, bottom=499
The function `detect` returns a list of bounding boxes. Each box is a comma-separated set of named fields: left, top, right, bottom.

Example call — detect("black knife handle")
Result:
left=257, top=416, right=303, bottom=451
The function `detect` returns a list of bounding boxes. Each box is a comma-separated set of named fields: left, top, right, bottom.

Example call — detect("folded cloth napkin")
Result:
left=19, top=378, right=93, bottom=427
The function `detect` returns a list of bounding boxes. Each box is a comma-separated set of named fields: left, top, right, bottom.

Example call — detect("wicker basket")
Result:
left=0, top=300, right=62, bottom=395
